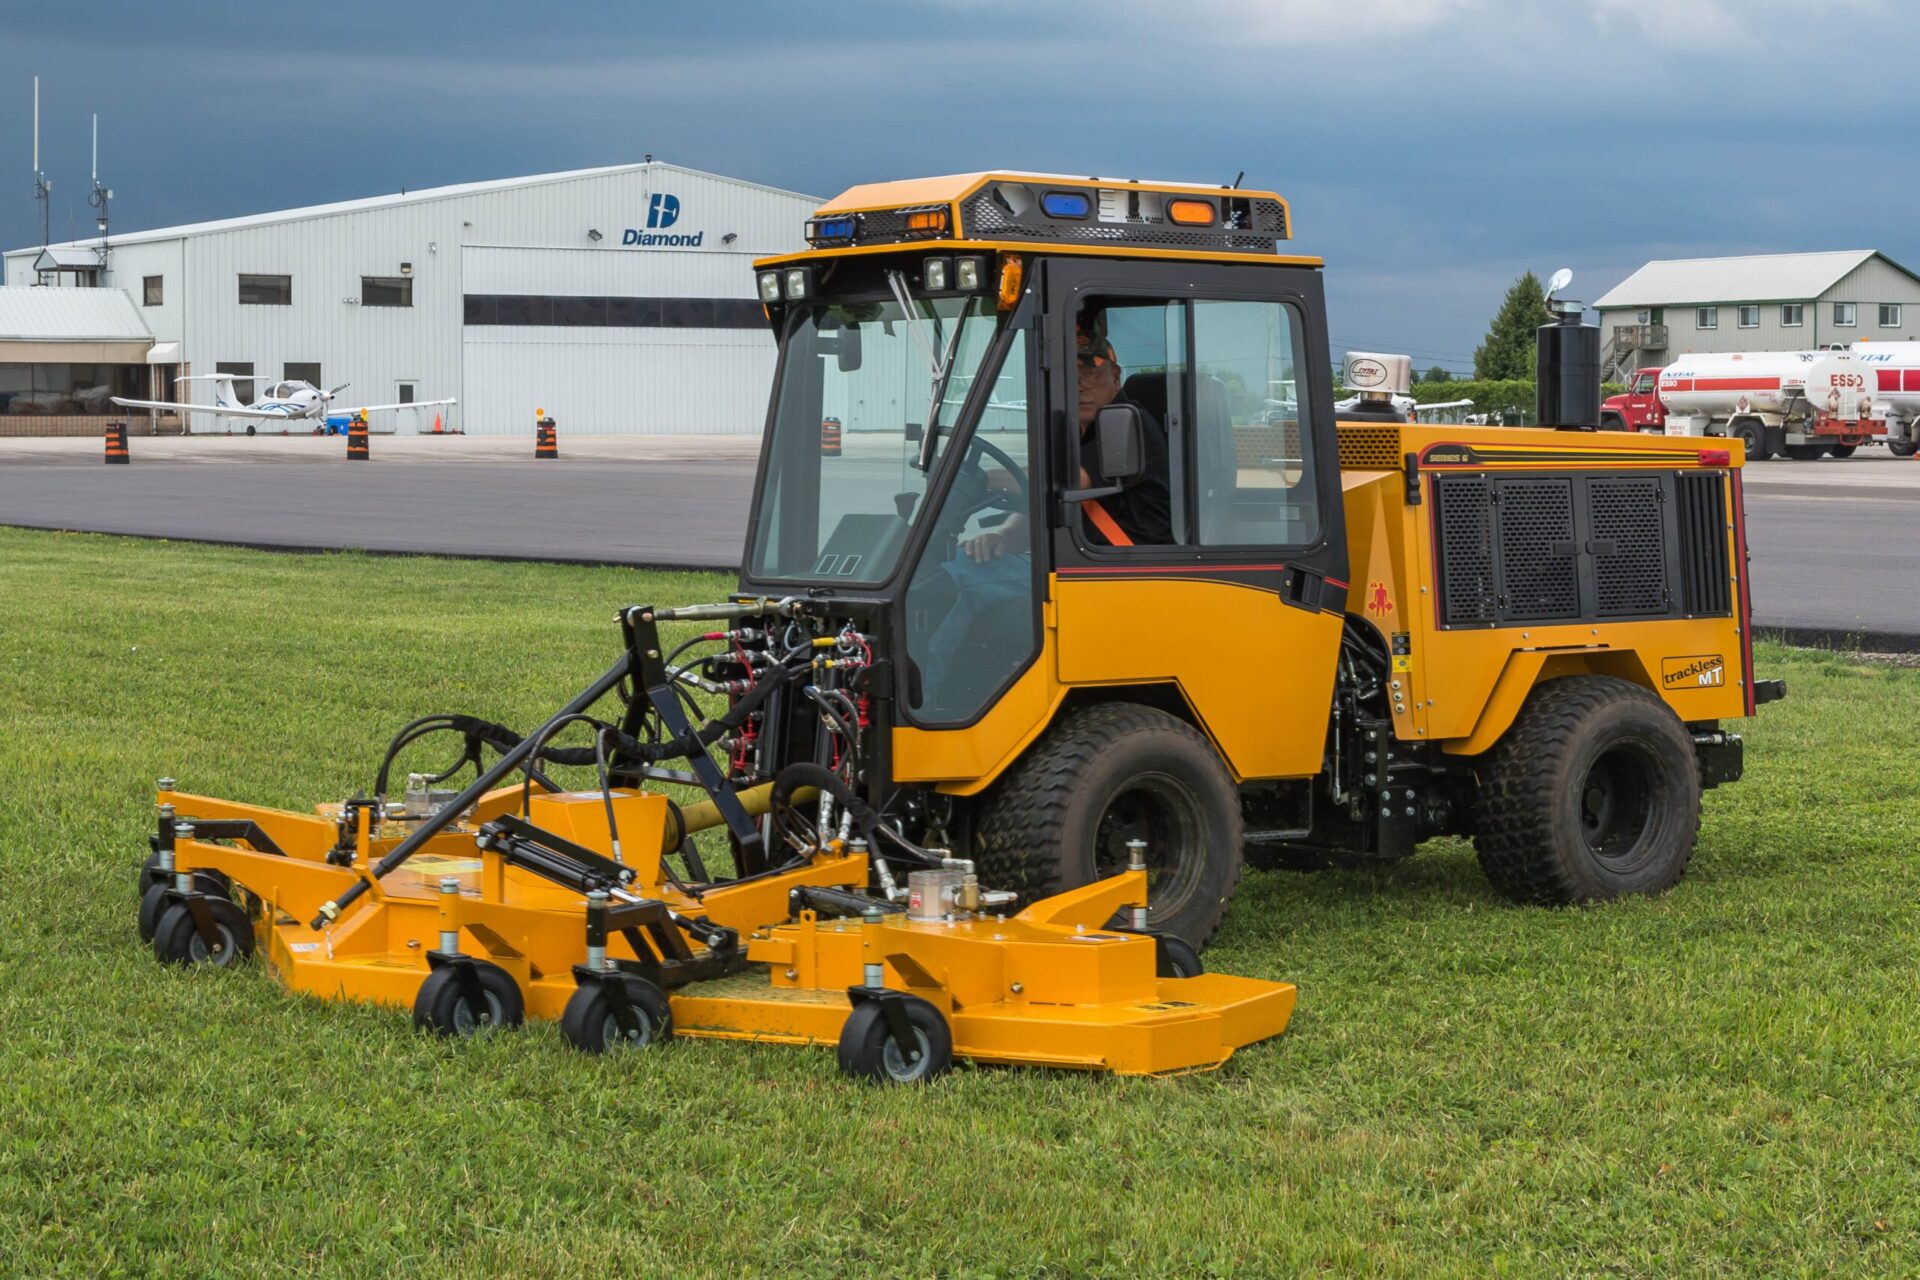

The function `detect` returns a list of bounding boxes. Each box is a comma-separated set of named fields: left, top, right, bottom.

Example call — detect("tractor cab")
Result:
left=743, top=174, right=1351, bottom=821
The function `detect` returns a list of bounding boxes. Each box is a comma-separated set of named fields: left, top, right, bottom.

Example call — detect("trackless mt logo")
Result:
left=622, top=193, right=703, bottom=247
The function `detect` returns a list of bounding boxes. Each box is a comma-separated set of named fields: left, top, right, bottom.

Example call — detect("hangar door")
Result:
left=460, top=245, right=775, bottom=436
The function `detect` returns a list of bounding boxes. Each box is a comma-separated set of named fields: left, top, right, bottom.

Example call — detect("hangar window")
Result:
left=1879, top=304, right=1902, bottom=328
left=1833, top=303, right=1856, bottom=327
left=1694, top=307, right=1717, bottom=330
left=143, top=276, right=163, bottom=306
left=238, top=274, right=292, bottom=305
left=284, top=362, right=321, bottom=387
left=461, top=294, right=768, bottom=330
left=1736, top=306, right=1759, bottom=328
left=1780, top=304, right=1803, bottom=327
left=362, top=276, right=412, bottom=307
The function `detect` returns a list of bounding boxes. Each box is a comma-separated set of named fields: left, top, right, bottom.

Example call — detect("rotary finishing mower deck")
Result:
left=137, top=600, right=1294, bottom=1081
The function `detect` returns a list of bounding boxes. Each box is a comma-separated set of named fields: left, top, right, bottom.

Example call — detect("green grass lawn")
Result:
left=1, top=526, right=1916, bottom=1278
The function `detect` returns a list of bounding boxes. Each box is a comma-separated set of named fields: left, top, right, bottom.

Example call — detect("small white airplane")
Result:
left=113, top=374, right=454, bottom=435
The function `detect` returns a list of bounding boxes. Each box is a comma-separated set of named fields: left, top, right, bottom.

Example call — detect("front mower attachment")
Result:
left=139, top=601, right=1296, bottom=1079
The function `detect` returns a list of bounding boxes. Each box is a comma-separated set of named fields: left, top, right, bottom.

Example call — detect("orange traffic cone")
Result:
left=347, top=413, right=370, bottom=461
left=103, top=421, right=129, bottom=464
left=432, top=413, right=443, bottom=434
left=535, top=416, right=558, bottom=459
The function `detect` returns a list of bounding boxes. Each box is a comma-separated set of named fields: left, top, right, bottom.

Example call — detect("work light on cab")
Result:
left=757, top=271, right=782, bottom=304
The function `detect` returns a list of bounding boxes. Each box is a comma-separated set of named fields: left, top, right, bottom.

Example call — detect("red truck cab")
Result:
left=1601, top=366, right=1665, bottom=432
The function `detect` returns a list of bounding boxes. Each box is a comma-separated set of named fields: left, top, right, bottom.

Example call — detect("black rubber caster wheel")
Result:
left=151, top=897, right=255, bottom=967
left=138, top=871, right=231, bottom=942
left=412, top=962, right=524, bottom=1037
left=1157, top=935, right=1204, bottom=979
left=559, top=976, right=673, bottom=1053
left=836, top=996, right=953, bottom=1084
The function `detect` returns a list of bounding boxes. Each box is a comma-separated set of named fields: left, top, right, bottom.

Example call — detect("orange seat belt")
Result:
left=1082, top=498, right=1134, bottom=548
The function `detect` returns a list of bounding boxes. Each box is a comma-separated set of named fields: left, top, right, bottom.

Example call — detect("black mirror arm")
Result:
left=1059, top=484, right=1124, bottom=505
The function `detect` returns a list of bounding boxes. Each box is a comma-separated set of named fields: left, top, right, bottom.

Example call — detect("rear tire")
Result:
left=1889, top=439, right=1918, bottom=458
left=1828, top=444, right=1857, bottom=458
left=1782, top=443, right=1825, bottom=461
left=972, top=703, right=1243, bottom=949
left=1472, top=676, right=1700, bottom=906
left=1732, top=419, right=1771, bottom=462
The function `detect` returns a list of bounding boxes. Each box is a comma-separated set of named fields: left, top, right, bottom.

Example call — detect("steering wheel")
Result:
left=958, top=436, right=1029, bottom=517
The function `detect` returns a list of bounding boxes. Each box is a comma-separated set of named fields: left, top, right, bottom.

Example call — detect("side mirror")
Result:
left=1093, top=403, right=1144, bottom=483
left=836, top=324, right=862, bottom=373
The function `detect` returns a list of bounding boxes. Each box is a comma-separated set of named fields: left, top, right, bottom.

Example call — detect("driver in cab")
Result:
left=960, top=311, right=1173, bottom=559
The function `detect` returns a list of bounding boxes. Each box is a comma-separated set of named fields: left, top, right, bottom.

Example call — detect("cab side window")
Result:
left=1190, top=299, right=1319, bottom=548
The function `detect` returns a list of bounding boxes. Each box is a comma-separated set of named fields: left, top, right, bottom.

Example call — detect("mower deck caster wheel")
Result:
left=560, top=975, right=673, bottom=1053
left=140, top=852, right=230, bottom=897
left=151, top=897, right=254, bottom=967
left=138, top=872, right=232, bottom=942
left=1157, top=935, right=1204, bottom=979
left=837, top=995, right=953, bottom=1085
left=412, top=962, right=524, bottom=1037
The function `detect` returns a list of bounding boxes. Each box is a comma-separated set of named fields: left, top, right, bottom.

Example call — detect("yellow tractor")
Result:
left=137, top=171, right=1778, bottom=1077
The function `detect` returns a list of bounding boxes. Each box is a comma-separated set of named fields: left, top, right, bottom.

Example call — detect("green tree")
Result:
left=1474, top=271, right=1553, bottom=381
left=1421, top=365, right=1453, bottom=384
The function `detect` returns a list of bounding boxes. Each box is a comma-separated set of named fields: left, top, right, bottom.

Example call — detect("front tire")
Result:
left=1472, top=676, right=1700, bottom=906
left=973, top=703, right=1243, bottom=949
left=1888, top=439, right=1918, bottom=458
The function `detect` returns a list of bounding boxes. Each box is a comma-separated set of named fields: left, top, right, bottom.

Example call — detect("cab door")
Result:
left=1042, top=258, right=1350, bottom=781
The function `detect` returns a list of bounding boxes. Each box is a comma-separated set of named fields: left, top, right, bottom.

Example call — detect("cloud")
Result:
left=1590, top=0, right=1884, bottom=46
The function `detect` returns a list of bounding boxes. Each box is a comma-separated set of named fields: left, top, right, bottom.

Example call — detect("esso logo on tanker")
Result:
left=1827, top=370, right=1868, bottom=390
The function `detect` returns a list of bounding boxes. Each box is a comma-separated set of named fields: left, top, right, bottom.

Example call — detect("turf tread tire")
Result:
left=971, top=702, right=1242, bottom=948
left=1472, top=675, right=1700, bottom=906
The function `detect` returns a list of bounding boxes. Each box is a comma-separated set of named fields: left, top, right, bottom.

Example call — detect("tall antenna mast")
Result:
left=33, top=77, right=52, bottom=249
left=88, top=111, right=112, bottom=259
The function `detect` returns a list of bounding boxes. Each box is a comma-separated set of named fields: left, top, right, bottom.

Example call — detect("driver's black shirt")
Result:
left=1078, top=395, right=1173, bottom=546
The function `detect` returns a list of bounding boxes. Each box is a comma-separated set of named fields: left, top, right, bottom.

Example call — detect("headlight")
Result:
left=955, top=256, right=984, bottom=290
left=784, top=268, right=809, bottom=300
left=924, top=257, right=950, bottom=291
left=757, top=272, right=782, bottom=304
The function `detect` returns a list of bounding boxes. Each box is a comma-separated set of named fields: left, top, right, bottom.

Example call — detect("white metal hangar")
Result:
left=0, top=162, right=818, bottom=435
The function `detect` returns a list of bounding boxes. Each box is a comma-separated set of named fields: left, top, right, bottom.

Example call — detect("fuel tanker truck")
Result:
left=1850, top=341, right=1920, bottom=456
left=1654, top=350, right=1883, bottom=460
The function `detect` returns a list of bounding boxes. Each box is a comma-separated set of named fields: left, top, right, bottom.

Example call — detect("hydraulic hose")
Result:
left=310, top=651, right=635, bottom=930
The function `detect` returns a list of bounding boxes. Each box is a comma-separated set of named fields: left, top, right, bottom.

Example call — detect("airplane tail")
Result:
left=176, top=373, right=250, bottom=409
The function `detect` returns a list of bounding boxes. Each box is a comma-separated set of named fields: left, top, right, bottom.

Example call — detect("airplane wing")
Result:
left=110, top=396, right=312, bottom=421
left=345, top=397, right=458, bottom=416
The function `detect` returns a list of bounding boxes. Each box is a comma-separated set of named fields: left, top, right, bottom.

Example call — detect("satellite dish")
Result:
left=1546, top=267, right=1574, bottom=301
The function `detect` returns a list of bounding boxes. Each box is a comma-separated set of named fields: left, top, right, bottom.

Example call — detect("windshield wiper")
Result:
left=887, top=269, right=974, bottom=472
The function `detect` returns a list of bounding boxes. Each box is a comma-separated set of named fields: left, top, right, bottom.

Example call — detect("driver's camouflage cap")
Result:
left=1076, top=310, right=1114, bottom=366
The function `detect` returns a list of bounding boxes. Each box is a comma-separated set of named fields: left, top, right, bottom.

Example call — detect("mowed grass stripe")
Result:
left=0, top=527, right=1914, bottom=1277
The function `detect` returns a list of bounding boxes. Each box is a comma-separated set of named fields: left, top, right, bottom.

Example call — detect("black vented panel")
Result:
left=1675, top=472, right=1732, bottom=616
left=1589, top=477, right=1670, bottom=616
left=1435, top=475, right=1496, bottom=625
left=1496, top=478, right=1580, bottom=621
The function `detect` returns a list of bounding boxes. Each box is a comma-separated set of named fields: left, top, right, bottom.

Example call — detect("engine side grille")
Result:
left=1675, top=472, right=1732, bottom=616
left=1435, top=475, right=1496, bottom=625
left=1336, top=426, right=1402, bottom=470
left=1589, top=476, right=1670, bottom=616
left=1496, top=478, right=1580, bottom=622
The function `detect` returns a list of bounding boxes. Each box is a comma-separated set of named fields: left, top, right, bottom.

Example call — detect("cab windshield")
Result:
left=747, top=292, right=1003, bottom=584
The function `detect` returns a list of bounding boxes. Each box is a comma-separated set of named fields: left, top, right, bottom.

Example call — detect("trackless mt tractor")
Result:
left=139, top=171, right=1779, bottom=1079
